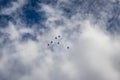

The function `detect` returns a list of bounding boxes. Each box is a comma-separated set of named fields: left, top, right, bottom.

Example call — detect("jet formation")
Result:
left=47, top=35, right=70, bottom=49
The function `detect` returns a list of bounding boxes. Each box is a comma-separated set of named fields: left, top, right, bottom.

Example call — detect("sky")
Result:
left=0, top=0, right=120, bottom=80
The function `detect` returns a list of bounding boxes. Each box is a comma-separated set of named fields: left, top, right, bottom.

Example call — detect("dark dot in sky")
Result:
left=55, top=37, right=57, bottom=39
left=51, top=41, right=53, bottom=43
left=58, top=35, right=60, bottom=38
left=67, top=46, right=69, bottom=49
left=48, top=44, right=49, bottom=46
left=57, top=42, right=60, bottom=44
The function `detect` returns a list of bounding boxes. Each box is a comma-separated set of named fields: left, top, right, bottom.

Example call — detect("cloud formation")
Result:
left=0, top=0, right=120, bottom=80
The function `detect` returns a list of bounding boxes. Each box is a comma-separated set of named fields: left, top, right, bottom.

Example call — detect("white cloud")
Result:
left=1, top=0, right=26, bottom=15
left=0, top=1, right=120, bottom=80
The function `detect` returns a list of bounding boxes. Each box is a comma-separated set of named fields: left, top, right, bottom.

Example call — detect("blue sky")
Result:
left=0, top=0, right=120, bottom=80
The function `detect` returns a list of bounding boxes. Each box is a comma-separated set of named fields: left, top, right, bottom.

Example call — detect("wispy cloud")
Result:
left=0, top=0, right=26, bottom=15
